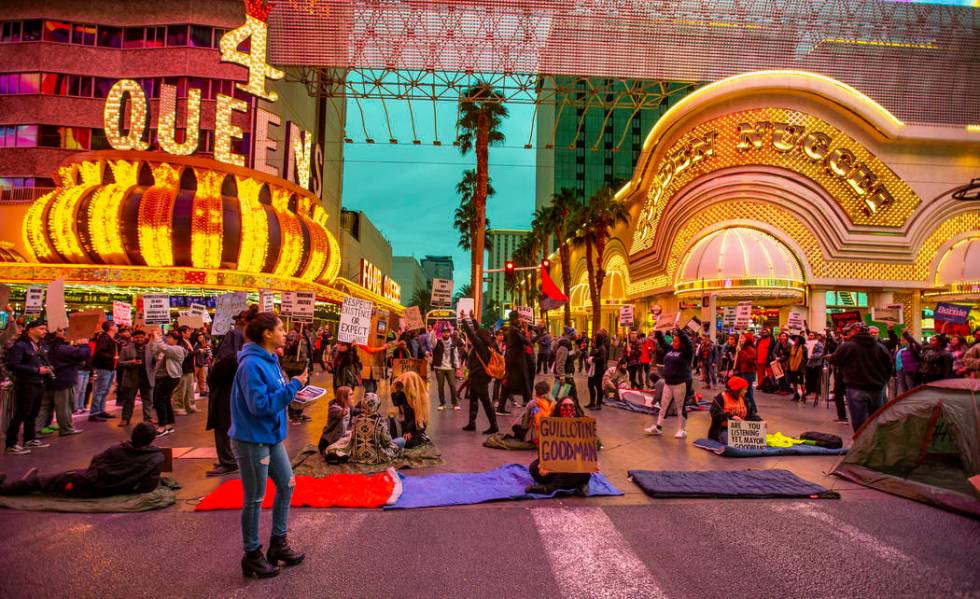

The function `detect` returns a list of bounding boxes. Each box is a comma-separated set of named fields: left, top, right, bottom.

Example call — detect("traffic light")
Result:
left=504, top=260, right=516, bottom=283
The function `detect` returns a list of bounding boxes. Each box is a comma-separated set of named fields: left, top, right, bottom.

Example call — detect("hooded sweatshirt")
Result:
left=827, top=332, right=892, bottom=390
left=229, top=343, right=303, bottom=445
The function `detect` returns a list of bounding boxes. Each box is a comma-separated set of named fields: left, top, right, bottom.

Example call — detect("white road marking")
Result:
left=532, top=507, right=668, bottom=599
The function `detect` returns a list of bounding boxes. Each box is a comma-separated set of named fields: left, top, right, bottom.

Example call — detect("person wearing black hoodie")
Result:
left=0, top=422, right=164, bottom=496
left=586, top=331, right=609, bottom=409
left=460, top=316, right=499, bottom=434
left=37, top=329, right=90, bottom=436
left=826, top=322, right=892, bottom=432
left=646, top=328, right=693, bottom=439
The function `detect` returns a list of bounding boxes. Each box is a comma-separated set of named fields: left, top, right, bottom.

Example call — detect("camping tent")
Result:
left=833, top=378, right=980, bottom=519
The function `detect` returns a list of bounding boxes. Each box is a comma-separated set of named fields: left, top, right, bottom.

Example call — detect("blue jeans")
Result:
left=393, top=436, right=407, bottom=449
left=846, top=387, right=884, bottom=432
left=233, top=439, right=294, bottom=552
left=91, top=369, right=115, bottom=415
left=73, top=370, right=91, bottom=411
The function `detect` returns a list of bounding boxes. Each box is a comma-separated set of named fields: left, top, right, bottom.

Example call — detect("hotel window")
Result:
left=43, top=20, right=71, bottom=44
left=145, top=26, right=165, bottom=48
left=97, top=26, right=121, bottom=48
left=72, top=23, right=96, bottom=46
left=22, top=20, right=42, bottom=42
left=0, top=125, right=37, bottom=148
left=167, top=24, right=188, bottom=47
left=123, top=27, right=145, bottom=49
left=189, top=25, right=212, bottom=48
left=1, top=21, right=21, bottom=43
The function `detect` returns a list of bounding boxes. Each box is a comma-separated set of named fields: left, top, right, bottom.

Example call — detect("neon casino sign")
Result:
left=100, top=0, right=321, bottom=193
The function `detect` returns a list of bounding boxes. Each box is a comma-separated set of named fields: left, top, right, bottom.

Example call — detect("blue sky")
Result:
left=341, top=99, right=537, bottom=292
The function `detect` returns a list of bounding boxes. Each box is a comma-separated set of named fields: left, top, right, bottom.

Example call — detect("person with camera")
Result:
left=4, top=319, right=52, bottom=454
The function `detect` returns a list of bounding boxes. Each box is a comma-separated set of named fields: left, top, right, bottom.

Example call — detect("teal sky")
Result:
left=340, top=99, right=538, bottom=292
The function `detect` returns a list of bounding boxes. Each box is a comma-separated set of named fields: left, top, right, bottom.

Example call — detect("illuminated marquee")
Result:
left=100, top=1, right=319, bottom=192
left=358, top=258, right=401, bottom=302
left=383, top=276, right=401, bottom=303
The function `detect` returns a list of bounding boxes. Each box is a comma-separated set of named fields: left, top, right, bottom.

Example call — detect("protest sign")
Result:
left=734, top=301, right=752, bottom=330
left=685, top=316, right=702, bottom=335
left=177, top=314, right=205, bottom=329
left=785, top=306, right=806, bottom=334
left=211, top=291, right=247, bottom=336
left=25, top=286, right=45, bottom=315
left=291, top=291, right=316, bottom=323
left=69, top=309, right=105, bottom=342
left=403, top=305, right=425, bottom=331
left=871, top=306, right=902, bottom=325
left=143, top=294, right=171, bottom=325
left=280, top=291, right=296, bottom=316
left=728, top=419, right=767, bottom=450
left=830, top=310, right=863, bottom=331
left=770, top=360, right=784, bottom=379
left=515, top=306, right=534, bottom=324
left=619, top=305, right=634, bottom=328
left=260, top=290, right=276, bottom=313
left=456, top=297, right=474, bottom=322
left=112, top=301, right=133, bottom=327
left=46, top=278, right=69, bottom=330
left=935, top=302, right=969, bottom=324
left=338, top=297, right=373, bottom=344
left=538, top=417, right=599, bottom=474
left=430, top=279, right=453, bottom=307
left=653, top=311, right=679, bottom=332
left=722, top=306, right=736, bottom=327
left=0, top=283, right=9, bottom=309
left=392, top=358, right=429, bottom=379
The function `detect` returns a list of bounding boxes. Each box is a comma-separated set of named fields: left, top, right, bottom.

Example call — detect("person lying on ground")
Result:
left=324, top=393, right=402, bottom=464
left=510, top=380, right=556, bottom=444
left=707, top=376, right=763, bottom=444
left=317, top=385, right=356, bottom=455
left=0, top=422, right=163, bottom=497
left=525, top=396, right=592, bottom=496
left=390, top=372, right=430, bottom=449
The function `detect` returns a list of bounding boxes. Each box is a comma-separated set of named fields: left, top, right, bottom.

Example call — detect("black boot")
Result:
left=242, top=547, right=279, bottom=578
left=462, top=423, right=476, bottom=431
left=267, top=534, right=305, bottom=566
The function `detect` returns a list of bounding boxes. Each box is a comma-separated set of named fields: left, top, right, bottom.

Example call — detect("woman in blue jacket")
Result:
left=230, top=312, right=308, bottom=579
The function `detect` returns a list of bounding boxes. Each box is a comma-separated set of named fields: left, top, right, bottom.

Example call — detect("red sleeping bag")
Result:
left=194, top=469, right=402, bottom=511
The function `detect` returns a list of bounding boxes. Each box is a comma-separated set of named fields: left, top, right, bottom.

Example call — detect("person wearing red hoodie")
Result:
left=734, top=333, right=760, bottom=418
left=755, top=329, right=775, bottom=386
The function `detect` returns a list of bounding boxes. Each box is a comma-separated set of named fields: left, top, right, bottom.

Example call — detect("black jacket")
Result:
left=205, top=352, right=238, bottom=432
left=432, top=338, right=461, bottom=370
left=461, top=319, right=492, bottom=383
left=69, top=442, right=164, bottom=498
left=656, top=329, right=693, bottom=385
left=92, top=332, right=118, bottom=370
left=6, top=336, right=47, bottom=384
left=708, top=392, right=762, bottom=441
left=827, top=333, right=892, bottom=390
left=45, top=340, right=90, bottom=391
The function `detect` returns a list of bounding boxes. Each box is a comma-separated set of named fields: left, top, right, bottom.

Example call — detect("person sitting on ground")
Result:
left=317, top=385, right=355, bottom=455
left=600, top=358, right=631, bottom=406
left=325, top=393, right=401, bottom=464
left=707, top=376, right=762, bottom=444
left=390, top=372, right=430, bottom=449
left=0, top=422, right=164, bottom=497
left=525, top=396, right=592, bottom=496
left=510, top=380, right=556, bottom=445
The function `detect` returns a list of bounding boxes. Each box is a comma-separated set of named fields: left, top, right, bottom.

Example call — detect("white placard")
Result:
left=403, top=305, right=425, bottom=331
left=728, top=419, right=767, bottom=450
left=785, top=306, right=806, bottom=334
left=515, top=306, right=534, bottom=324
left=25, top=286, right=45, bottom=315
left=456, top=298, right=474, bottom=322
left=619, top=305, right=634, bottom=327
left=291, top=291, right=315, bottom=323
left=338, top=297, right=373, bottom=344
left=46, top=278, right=68, bottom=330
left=212, top=291, right=247, bottom=336
left=734, top=301, right=753, bottom=330
left=143, top=294, right=171, bottom=325
left=872, top=306, right=903, bottom=324
left=430, top=278, right=453, bottom=307
left=260, top=290, right=276, bottom=313
left=112, top=301, right=133, bottom=327
left=722, top=306, right=736, bottom=327
left=653, top=311, right=679, bottom=332
left=280, top=291, right=296, bottom=316
left=685, top=317, right=702, bottom=335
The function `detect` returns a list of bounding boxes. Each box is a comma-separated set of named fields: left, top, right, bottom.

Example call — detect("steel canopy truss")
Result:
left=272, top=0, right=980, bottom=127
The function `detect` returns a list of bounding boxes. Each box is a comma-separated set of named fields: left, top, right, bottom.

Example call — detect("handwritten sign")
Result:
left=538, top=417, right=599, bottom=474
left=403, top=305, right=425, bottom=331
left=653, top=311, right=679, bottom=332
left=830, top=310, right=863, bottom=331
left=338, top=297, right=373, bottom=344
left=722, top=306, right=736, bottom=327
left=430, top=278, right=453, bottom=307
left=177, top=314, right=205, bottom=329
left=260, top=290, right=276, bottom=313
left=46, top=278, right=69, bottom=330
left=291, top=291, right=315, bottom=323
left=785, top=306, right=806, bottom=334
left=391, top=358, right=428, bottom=379
left=871, top=306, right=902, bottom=325
left=112, top=301, right=133, bottom=327
left=143, top=294, right=171, bottom=325
left=734, top=301, right=753, bottom=330
left=619, top=305, right=634, bottom=328
left=515, top=306, right=534, bottom=324
left=68, top=309, right=105, bottom=343
left=728, top=419, right=767, bottom=450
left=685, top=316, right=702, bottom=335
left=456, top=298, right=474, bottom=322
left=212, top=291, right=247, bottom=336
left=25, top=286, right=45, bottom=315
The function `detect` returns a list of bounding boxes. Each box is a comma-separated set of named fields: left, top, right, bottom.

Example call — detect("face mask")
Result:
left=559, top=404, right=576, bottom=418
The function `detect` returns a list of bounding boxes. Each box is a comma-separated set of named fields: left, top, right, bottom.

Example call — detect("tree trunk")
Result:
left=585, top=237, right=600, bottom=337
left=557, top=233, right=572, bottom=328
left=472, top=114, right=489, bottom=323
left=593, top=219, right=609, bottom=332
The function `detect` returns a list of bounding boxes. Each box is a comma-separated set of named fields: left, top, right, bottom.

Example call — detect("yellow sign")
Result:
left=538, top=417, right=599, bottom=474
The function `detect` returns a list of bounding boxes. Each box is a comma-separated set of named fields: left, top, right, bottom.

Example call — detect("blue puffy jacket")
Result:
left=229, top=343, right=303, bottom=445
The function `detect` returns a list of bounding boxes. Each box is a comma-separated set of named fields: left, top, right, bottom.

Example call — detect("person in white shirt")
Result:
left=432, top=327, right=462, bottom=410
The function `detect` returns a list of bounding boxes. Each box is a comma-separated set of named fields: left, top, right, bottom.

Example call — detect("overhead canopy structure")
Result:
left=270, top=0, right=980, bottom=126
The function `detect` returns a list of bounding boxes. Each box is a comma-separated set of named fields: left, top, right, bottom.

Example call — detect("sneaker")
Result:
left=25, top=439, right=50, bottom=448
left=155, top=427, right=172, bottom=437
left=59, top=429, right=82, bottom=436
left=40, top=427, right=57, bottom=435
left=437, top=405, right=446, bottom=411
left=453, top=405, right=461, bottom=411
left=5, top=445, right=30, bottom=455
left=97, top=413, right=116, bottom=419
left=674, top=430, right=688, bottom=439
left=88, top=415, right=108, bottom=422
left=206, top=465, right=239, bottom=477
left=645, top=424, right=663, bottom=435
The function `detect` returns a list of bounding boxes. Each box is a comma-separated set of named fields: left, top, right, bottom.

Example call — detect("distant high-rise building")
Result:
left=420, top=255, right=454, bottom=285
left=485, top=229, right=530, bottom=317
left=391, top=256, right=426, bottom=307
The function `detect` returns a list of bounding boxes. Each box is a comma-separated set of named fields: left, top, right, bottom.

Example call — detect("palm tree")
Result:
left=411, top=285, right=432, bottom=316
left=454, top=283, right=472, bottom=302
left=576, top=183, right=630, bottom=334
left=453, top=170, right=494, bottom=252
left=457, top=84, right=507, bottom=322
left=538, top=187, right=580, bottom=327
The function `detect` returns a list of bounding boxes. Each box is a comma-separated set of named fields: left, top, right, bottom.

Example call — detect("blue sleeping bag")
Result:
left=693, top=438, right=849, bottom=457
left=628, top=469, right=840, bottom=499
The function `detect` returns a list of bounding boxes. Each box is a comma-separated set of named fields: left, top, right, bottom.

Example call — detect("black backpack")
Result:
left=800, top=431, right=843, bottom=449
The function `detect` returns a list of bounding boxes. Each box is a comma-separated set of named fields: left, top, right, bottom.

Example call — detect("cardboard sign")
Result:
left=722, top=305, right=736, bottom=327
left=260, top=290, right=276, bottom=313
left=0, top=283, right=9, bottom=309
left=653, top=311, right=679, bottom=332
left=188, top=303, right=209, bottom=323
left=280, top=291, right=296, bottom=316
left=143, top=294, right=171, bottom=325
left=25, top=286, right=45, bottom=315
left=177, top=314, right=205, bottom=329
left=830, top=310, right=863, bottom=330
left=538, top=417, right=599, bottom=474
left=871, top=306, right=902, bottom=325
left=456, top=298, right=474, bottom=322
left=338, top=297, right=373, bottom=344
left=212, top=291, right=247, bottom=336
left=430, top=278, right=453, bottom=307
left=734, top=301, right=753, bottom=330
left=785, top=306, right=806, bottom=334
left=934, top=302, right=969, bottom=324
left=685, top=316, right=702, bottom=335
left=291, top=291, right=316, bottom=323
left=391, top=358, right=429, bottom=379
left=619, top=305, right=634, bottom=328
left=770, top=359, right=784, bottom=379
left=46, top=278, right=69, bottom=330
left=728, top=419, right=767, bottom=450
left=403, top=305, right=425, bottom=331
left=68, top=309, right=105, bottom=342
left=112, top=301, right=133, bottom=327
left=514, top=306, right=534, bottom=324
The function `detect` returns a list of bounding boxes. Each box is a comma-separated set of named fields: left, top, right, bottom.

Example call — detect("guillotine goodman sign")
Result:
left=538, top=417, right=599, bottom=474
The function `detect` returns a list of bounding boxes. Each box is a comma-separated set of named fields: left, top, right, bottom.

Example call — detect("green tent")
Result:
left=833, top=378, right=980, bottom=519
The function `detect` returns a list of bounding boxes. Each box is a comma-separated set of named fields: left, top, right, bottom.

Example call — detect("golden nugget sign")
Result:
left=101, top=1, right=321, bottom=193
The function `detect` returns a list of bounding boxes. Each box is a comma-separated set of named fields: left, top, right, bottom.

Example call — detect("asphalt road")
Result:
left=1, top=370, right=978, bottom=599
